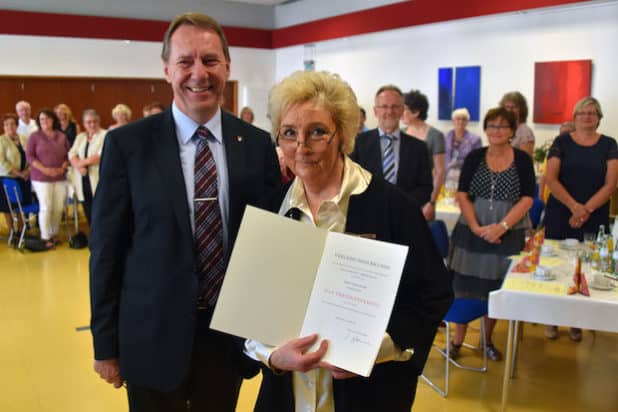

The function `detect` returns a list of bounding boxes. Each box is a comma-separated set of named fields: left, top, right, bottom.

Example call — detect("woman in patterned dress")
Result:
left=448, top=107, right=535, bottom=361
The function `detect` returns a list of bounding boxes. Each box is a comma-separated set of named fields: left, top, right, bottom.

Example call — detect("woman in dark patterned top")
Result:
left=544, top=97, right=618, bottom=241
left=448, top=107, right=535, bottom=361
left=543, top=97, right=618, bottom=342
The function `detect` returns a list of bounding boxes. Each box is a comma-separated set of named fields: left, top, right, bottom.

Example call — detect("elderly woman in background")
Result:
left=0, top=113, right=31, bottom=234
left=109, top=103, right=132, bottom=130
left=444, top=108, right=482, bottom=189
left=244, top=71, right=452, bottom=412
left=543, top=97, right=618, bottom=341
left=500, top=91, right=535, bottom=157
left=402, top=89, right=445, bottom=221
left=54, top=103, right=80, bottom=146
left=448, top=107, right=535, bottom=361
left=69, top=109, right=106, bottom=225
left=239, top=106, right=255, bottom=124
left=26, top=109, right=70, bottom=248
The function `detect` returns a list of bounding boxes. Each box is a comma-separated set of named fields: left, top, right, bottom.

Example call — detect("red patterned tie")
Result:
left=194, top=126, right=224, bottom=306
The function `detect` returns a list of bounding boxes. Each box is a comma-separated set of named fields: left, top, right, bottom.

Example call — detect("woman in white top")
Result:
left=69, top=109, right=106, bottom=224
left=0, top=113, right=31, bottom=233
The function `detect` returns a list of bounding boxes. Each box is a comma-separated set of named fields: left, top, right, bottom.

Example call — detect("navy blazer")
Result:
left=89, top=109, right=281, bottom=391
left=253, top=177, right=453, bottom=412
left=350, top=129, right=433, bottom=207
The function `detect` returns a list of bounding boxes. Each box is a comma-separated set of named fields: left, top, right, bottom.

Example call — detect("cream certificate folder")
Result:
left=211, top=206, right=409, bottom=377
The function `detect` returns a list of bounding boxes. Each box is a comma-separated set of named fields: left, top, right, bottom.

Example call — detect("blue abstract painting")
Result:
left=437, top=66, right=481, bottom=121
left=454, top=66, right=481, bottom=121
left=438, top=67, right=453, bottom=120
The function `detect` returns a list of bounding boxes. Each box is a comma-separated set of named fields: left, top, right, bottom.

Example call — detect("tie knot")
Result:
left=384, top=134, right=393, bottom=141
left=196, top=126, right=210, bottom=139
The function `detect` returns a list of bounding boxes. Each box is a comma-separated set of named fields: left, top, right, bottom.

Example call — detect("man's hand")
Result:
left=94, top=358, right=123, bottom=388
left=269, top=334, right=328, bottom=373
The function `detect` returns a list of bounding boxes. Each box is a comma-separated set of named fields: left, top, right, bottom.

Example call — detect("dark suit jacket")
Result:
left=253, top=177, right=453, bottom=412
left=350, top=129, right=433, bottom=206
left=89, top=109, right=281, bottom=391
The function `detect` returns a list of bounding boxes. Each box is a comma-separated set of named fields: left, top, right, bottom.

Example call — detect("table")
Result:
left=488, top=243, right=618, bottom=411
left=435, top=198, right=460, bottom=233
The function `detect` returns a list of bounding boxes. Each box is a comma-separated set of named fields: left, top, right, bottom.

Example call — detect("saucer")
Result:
left=589, top=282, right=614, bottom=291
left=533, top=273, right=556, bottom=281
left=560, top=240, right=580, bottom=250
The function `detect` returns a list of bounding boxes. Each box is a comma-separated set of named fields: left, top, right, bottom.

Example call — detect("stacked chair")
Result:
left=2, top=177, right=39, bottom=250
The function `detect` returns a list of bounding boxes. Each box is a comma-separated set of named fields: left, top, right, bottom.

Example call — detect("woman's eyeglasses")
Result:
left=486, top=124, right=511, bottom=130
left=277, top=126, right=337, bottom=150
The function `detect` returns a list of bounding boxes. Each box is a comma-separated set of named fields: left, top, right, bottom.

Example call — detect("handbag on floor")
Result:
left=66, top=190, right=88, bottom=249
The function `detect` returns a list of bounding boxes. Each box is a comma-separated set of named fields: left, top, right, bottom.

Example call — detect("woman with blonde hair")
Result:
left=54, top=103, right=80, bottom=146
left=109, top=103, right=132, bottom=130
left=244, top=70, right=452, bottom=411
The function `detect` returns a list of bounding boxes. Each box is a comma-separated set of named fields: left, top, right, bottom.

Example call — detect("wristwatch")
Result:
left=500, top=221, right=510, bottom=231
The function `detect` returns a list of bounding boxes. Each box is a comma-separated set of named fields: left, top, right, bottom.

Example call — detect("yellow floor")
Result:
left=1, top=225, right=617, bottom=412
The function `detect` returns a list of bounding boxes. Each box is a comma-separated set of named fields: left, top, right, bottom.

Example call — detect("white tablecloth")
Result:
left=435, top=199, right=460, bottom=233
left=489, top=250, right=618, bottom=333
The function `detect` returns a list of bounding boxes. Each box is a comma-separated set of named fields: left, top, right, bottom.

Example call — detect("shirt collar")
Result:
left=172, top=102, right=223, bottom=144
left=378, top=128, right=400, bottom=140
left=288, top=156, right=372, bottom=228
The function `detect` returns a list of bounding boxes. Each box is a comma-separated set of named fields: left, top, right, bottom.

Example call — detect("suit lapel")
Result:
left=368, top=129, right=384, bottom=178
left=151, top=110, right=193, bottom=241
left=396, top=133, right=410, bottom=185
left=221, top=111, right=245, bottom=252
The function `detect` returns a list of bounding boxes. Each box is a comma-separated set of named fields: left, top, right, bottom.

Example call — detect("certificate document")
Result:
left=211, top=206, right=409, bottom=377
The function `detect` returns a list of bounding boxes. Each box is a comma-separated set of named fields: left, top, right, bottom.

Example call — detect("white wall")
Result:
left=0, top=35, right=276, bottom=129
left=275, top=1, right=618, bottom=147
left=2, top=1, right=617, bottom=143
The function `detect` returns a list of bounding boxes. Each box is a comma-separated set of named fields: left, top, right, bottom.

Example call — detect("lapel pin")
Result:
left=236, top=135, right=243, bottom=142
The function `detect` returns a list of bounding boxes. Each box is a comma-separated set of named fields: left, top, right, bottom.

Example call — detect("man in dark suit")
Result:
left=89, top=13, right=280, bottom=412
left=350, top=85, right=432, bottom=206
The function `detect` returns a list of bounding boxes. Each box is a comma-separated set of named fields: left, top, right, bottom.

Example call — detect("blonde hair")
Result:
left=54, top=103, right=76, bottom=122
left=268, top=71, right=359, bottom=155
left=112, top=104, right=132, bottom=121
left=573, top=96, right=603, bottom=121
left=451, top=107, right=470, bottom=121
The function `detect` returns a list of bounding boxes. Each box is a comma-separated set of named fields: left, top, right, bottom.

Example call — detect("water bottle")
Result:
left=599, top=242, right=610, bottom=273
left=613, top=241, right=618, bottom=276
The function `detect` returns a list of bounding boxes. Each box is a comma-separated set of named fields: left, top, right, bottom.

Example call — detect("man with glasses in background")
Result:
left=351, top=85, right=432, bottom=207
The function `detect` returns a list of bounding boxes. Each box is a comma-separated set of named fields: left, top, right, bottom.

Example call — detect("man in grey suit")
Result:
left=350, top=85, right=432, bottom=207
left=89, top=12, right=280, bottom=411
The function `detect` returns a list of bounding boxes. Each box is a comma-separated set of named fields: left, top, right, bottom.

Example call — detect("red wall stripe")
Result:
left=271, top=0, right=589, bottom=48
left=1, top=0, right=588, bottom=49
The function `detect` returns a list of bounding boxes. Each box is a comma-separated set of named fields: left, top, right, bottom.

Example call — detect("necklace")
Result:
left=489, top=169, right=497, bottom=210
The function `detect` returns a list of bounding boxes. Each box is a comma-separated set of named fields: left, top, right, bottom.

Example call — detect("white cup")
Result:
left=541, top=244, right=554, bottom=255
left=592, top=273, right=612, bottom=289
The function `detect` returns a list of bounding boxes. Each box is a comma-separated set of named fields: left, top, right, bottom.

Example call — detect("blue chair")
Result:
left=530, top=183, right=544, bottom=229
left=429, top=219, right=449, bottom=259
left=2, top=178, right=39, bottom=249
left=421, top=298, right=488, bottom=397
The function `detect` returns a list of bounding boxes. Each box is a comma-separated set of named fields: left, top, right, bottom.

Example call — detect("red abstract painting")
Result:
left=533, top=60, right=592, bottom=124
